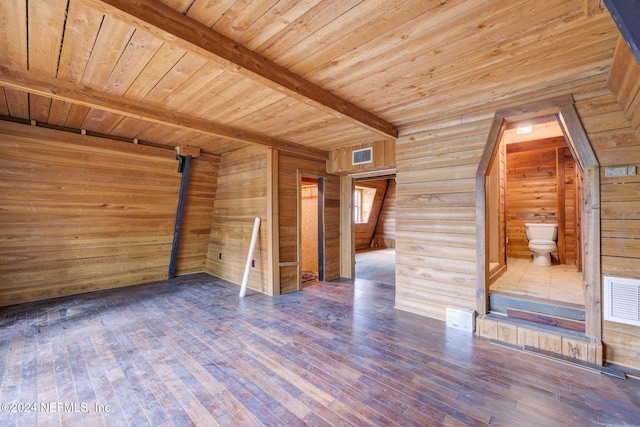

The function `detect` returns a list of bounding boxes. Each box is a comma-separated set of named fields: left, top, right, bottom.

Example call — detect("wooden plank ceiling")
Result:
left=0, top=0, right=620, bottom=157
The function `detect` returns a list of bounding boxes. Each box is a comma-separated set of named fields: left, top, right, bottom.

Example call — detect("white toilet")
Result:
left=525, top=223, right=558, bottom=267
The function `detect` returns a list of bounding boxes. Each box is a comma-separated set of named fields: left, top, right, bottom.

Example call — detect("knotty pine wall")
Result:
left=602, top=38, right=640, bottom=369
left=0, top=120, right=218, bottom=306
left=301, top=184, right=318, bottom=272
left=354, top=178, right=396, bottom=250
left=505, top=139, right=578, bottom=265
left=206, top=145, right=270, bottom=293
left=396, top=72, right=640, bottom=369
left=372, top=179, right=396, bottom=249
left=354, top=179, right=387, bottom=250
left=278, top=153, right=340, bottom=293
left=395, top=121, right=485, bottom=320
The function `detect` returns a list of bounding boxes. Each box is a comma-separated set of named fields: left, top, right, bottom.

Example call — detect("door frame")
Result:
left=298, top=171, right=325, bottom=288
left=476, top=96, right=601, bottom=344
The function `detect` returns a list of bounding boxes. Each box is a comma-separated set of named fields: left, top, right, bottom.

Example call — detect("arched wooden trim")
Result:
left=557, top=104, right=601, bottom=343
left=476, top=118, right=506, bottom=316
left=476, top=98, right=602, bottom=346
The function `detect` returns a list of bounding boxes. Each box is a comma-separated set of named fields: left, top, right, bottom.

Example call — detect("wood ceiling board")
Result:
left=78, top=16, right=136, bottom=89
left=137, top=53, right=210, bottom=105
left=307, top=0, right=525, bottom=101
left=124, top=43, right=188, bottom=101
left=237, top=0, right=327, bottom=52
left=160, top=62, right=228, bottom=109
left=326, top=1, right=589, bottom=116
left=110, top=116, right=156, bottom=140
left=0, top=65, right=327, bottom=160
left=184, top=0, right=240, bottom=29
left=81, top=109, right=127, bottom=135
left=28, top=0, right=67, bottom=75
left=64, top=104, right=92, bottom=129
left=58, top=2, right=105, bottom=83
left=286, top=0, right=449, bottom=78
left=397, top=74, right=610, bottom=137
left=27, top=0, right=67, bottom=123
left=209, top=0, right=280, bottom=37
left=377, top=15, right=617, bottom=125
left=0, top=0, right=28, bottom=120
left=76, top=0, right=397, bottom=138
left=103, top=31, right=165, bottom=96
left=255, top=0, right=364, bottom=59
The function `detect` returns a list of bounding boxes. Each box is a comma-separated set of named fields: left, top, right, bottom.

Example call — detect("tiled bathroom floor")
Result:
left=489, top=258, right=584, bottom=306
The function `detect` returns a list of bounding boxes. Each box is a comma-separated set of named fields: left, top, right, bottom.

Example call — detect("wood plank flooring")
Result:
left=1, top=273, right=639, bottom=426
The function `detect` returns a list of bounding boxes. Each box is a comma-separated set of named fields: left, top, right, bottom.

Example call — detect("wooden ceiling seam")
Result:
left=75, top=0, right=399, bottom=139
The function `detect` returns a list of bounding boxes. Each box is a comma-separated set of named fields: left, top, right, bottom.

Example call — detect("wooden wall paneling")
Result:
left=301, top=184, right=319, bottom=271
left=340, top=175, right=355, bottom=279
left=372, top=179, right=396, bottom=249
left=206, top=145, right=270, bottom=293
left=175, top=153, right=219, bottom=276
left=561, top=85, right=640, bottom=369
left=397, top=119, right=492, bottom=320
left=0, top=120, right=185, bottom=306
left=327, top=139, right=395, bottom=175
left=267, top=149, right=280, bottom=296
left=556, top=147, right=566, bottom=264
left=354, top=179, right=388, bottom=250
left=503, top=137, right=579, bottom=264
left=323, top=173, right=341, bottom=282
left=277, top=154, right=335, bottom=292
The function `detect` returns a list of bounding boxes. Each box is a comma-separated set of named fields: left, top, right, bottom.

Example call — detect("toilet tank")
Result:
left=525, top=223, right=558, bottom=241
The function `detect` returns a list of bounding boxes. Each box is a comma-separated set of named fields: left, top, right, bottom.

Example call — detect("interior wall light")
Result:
left=516, top=125, right=532, bottom=135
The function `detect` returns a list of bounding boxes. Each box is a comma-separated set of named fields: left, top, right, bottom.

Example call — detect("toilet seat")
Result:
left=528, top=240, right=556, bottom=251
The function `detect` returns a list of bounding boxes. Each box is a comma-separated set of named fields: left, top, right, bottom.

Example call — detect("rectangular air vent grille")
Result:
left=604, top=276, right=640, bottom=326
left=352, top=147, right=373, bottom=165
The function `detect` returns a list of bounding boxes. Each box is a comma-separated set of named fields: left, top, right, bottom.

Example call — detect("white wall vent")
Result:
left=604, top=276, right=640, bottom=327
left=352, top=147, right=373, bottom=165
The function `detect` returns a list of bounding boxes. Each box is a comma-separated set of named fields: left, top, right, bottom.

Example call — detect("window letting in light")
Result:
left=354, top=186, right=376, bottom=223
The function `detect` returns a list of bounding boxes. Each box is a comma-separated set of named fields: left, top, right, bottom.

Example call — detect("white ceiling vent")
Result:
left=352, top=147, right=373, bottom=166
left=604, top=276, right=640, bottom=327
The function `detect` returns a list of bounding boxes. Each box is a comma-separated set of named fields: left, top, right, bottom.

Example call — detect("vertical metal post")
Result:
left=169, top=155, right=192, bottom=279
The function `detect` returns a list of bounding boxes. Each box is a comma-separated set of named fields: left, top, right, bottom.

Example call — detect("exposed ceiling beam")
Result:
left=76, top=0, right=398, bottom=140
left=0, top=64, right=328, bottom=160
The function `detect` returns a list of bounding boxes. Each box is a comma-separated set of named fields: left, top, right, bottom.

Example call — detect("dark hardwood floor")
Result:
left=1, top=273, right=639, bottom=426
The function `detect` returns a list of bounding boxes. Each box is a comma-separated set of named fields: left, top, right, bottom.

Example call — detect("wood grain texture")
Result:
left=0, top=120, right=216, bottom=306
left=504, top=139, right=578, bottom=264
left=1, top=273, right=640, bottom=426
left=206, top=145, right=270, bottom=293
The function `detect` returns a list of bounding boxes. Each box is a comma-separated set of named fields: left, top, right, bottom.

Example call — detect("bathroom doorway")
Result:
left=487, top=116, right=584, bottom=309
left=477, top=98, right=601, bottom=343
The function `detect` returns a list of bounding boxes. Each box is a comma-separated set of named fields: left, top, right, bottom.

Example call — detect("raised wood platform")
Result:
left=1, top=273, right=639, bottom=426
left=490, top=292, right=586, bottom=333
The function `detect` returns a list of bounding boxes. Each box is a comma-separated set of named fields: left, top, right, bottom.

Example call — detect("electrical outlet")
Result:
left=628, top=165, right=637, bottom=176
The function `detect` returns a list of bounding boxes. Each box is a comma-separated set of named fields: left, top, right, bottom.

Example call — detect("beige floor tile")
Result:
left=489, top=258, right=583, bottom=305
